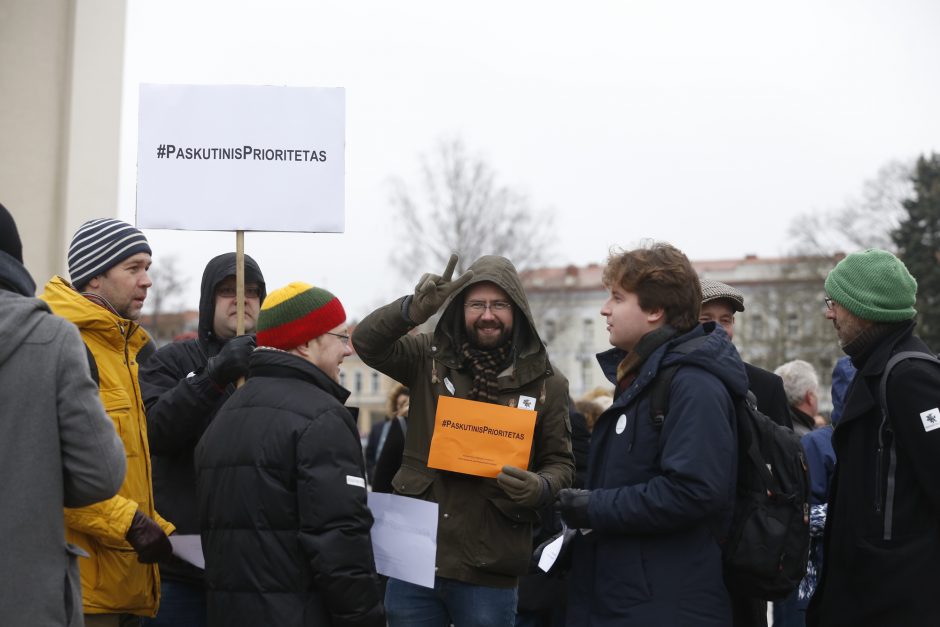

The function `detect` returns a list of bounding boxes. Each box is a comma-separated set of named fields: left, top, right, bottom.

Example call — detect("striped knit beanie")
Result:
left=68, top=219, right=151, bottom=290
left=825, top=249, right=917, bottom=322
left=257, top=282, right=346, bottom=350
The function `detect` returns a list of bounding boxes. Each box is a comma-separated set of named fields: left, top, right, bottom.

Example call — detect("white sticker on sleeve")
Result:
left=518, top=395, right=536, bottom=410
left=920, top=408, right=940, bottom=432
left=444, top=377, right=456, bottom=395
left=346, top=475, right=366, bottom=488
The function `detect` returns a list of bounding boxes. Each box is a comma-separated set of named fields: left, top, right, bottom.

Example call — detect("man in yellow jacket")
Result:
left=42, top=219, right=175, bottom=626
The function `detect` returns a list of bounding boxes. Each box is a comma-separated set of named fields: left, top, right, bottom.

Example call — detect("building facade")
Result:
left=521, top=255, right=845, bottom=414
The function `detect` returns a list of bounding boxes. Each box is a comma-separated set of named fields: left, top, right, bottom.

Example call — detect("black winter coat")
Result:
left=808, top=322, right=940, bottom=627
left=195, top=349, right=384, bottom=627
left=139, top=253, right=265, bottom=583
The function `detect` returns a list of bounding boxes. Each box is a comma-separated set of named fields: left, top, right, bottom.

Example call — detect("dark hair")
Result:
left=602, top=242, right=702, bottom=333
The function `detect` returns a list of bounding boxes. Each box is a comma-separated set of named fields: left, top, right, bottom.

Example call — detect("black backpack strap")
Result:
left=649, top=365, right=679, bottom=429
left=83, top=343, right=100, bottom=387
left=647, top=335, right=711, bottom=428
left=877, top=350, right=940, bottom=541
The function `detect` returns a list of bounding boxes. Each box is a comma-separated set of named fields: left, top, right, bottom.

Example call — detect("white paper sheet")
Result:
left=169, top=534, right=205, bottom=570
left=537, top=533, right=564, bottom=573
left=367, top=492, right=438, bottom=588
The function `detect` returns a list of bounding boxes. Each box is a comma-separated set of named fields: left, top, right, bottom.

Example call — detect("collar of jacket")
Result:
left=249, top=348, right=352, bottom=404
left=40, top=276, right=143, bottom=351
left=0, top=250, right=35, bottom=296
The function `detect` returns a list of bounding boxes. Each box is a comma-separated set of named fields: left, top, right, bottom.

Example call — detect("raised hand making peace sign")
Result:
left=407, top=253, right=475, bottom=325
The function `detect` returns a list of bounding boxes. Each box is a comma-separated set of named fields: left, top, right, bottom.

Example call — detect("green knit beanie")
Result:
left=825, top=249, right=917, bottom=322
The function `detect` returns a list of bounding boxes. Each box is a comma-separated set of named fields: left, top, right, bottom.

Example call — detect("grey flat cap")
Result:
left=700, top=278, right=745, bottom=312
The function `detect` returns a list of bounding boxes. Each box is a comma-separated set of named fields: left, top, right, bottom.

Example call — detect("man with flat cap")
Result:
left=698, top=278, right=792, bottom=627
left=808, top=249, right=940, bottom=627
left=699, top=278, right=792, bottom=429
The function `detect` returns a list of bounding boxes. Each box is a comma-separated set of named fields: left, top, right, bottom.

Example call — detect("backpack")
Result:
left=876, top=350, right=940, bottom=542
left=649, top=362, right=811, bottom=600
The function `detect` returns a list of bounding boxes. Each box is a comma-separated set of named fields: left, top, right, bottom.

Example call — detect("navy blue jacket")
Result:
left=567, top=324, right=747, bottom=627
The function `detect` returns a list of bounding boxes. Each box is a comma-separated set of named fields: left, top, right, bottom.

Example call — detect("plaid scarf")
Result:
left=461, top=342, right=512, bottom=402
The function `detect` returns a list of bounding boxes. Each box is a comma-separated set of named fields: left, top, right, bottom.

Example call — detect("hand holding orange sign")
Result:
left=427, top=396, right=537, bottom=478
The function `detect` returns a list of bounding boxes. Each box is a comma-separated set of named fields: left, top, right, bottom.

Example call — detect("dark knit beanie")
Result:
left=257, top=282, right=346, bottom=350
left=825, top=249, right=917, bottom=322
left=68, top=218, right=152, bottom=290
left=0, top=202, right=23, bottom=263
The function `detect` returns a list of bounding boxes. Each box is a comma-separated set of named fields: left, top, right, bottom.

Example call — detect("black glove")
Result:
left=497, top=465, right=547, bottom=508
left=557, top=488, right=592, bottom=530
left=125, top=510, right=172, bottom=564
left=407, top=254, right=474, bottom=325
left=206, top=334, right=255, bottom=385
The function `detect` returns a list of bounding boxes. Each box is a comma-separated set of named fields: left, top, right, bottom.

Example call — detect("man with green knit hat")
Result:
left=808, top=249, right=940, bottom=627
left=195, top=282, right=385, bottom=627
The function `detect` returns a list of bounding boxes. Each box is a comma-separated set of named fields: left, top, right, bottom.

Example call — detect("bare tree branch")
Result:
left=788, top=159, right=914, bottom=256
left=389, top=136, right=556, bottom=279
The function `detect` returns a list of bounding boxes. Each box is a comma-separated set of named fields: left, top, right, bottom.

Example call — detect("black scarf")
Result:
left=461, top=342, right=512, bottom=403
left=844, top=321, right=908, bottom=365
left=615, top=324, right=679, bottom=398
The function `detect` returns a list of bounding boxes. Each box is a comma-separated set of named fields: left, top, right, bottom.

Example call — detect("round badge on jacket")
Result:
left=615, top=414, right=627, bottom=434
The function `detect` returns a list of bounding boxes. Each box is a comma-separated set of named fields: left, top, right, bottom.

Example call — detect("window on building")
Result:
left=355, top=372, right=363, bottom=393
left=339, top=371, right=346, bottom=387
left=750, top=315, right=764, bottom=339
left=787, top=313, right=799, bottom=337
left=371, top=371, right=380, bottom=393
left=583, top=318, right=593, bottom=342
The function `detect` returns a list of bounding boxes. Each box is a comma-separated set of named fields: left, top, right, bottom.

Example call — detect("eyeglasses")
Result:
left=325, top=332, right=350, bottom=346
left=464, top=300, right=512, bottom=313
left=216, top=285, right=262, bottom=299
left=824, top=297, right=834, bottom=310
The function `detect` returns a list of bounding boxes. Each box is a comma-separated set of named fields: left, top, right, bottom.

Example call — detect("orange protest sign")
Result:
left=427, top=396, right=537, bottom=478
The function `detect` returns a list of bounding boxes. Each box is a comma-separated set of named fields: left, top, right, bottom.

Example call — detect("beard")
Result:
left=467, top=319, right=513, bottom=349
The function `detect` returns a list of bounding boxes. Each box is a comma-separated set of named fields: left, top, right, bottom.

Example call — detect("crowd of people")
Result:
left=2, top=202, right=940, bottom=627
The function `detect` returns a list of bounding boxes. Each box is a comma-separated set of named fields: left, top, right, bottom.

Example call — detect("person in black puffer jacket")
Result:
left=195, top=282, right=385, bottom=627
left=139, top=252, right=266, bottom=627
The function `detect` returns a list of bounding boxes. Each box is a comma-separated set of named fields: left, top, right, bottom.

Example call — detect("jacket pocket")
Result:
left=99, top=385, right=136, bottom=457
left=594, top=538, right=652, bottom=613
left=65, top=543, right=88, bottom=624
left=473, top=495, right=540, bottom=577
left=391, top=464, right=436, bottom=499
left=93, top=545, right=152, bottom=610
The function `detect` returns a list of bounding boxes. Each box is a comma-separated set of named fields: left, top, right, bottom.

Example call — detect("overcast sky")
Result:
left=119, top=0, right=940, bottom=320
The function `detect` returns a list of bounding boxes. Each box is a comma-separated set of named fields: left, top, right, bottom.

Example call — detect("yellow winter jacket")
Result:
left=41, top=277, right=175, bottom=617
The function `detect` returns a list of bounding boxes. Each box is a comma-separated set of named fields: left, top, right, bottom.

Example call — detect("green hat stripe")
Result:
left=257, top=287, right=334, bottom=331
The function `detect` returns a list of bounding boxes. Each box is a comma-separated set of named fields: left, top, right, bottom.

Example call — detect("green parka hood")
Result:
left=433, top=255, right=550, bottom=386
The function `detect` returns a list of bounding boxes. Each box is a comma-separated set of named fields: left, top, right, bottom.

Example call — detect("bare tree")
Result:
left=389, top=137, right=555, bottom=279
left=145, top=255, right=189, bottom=332
left=788, top=159, right=914, bottom=255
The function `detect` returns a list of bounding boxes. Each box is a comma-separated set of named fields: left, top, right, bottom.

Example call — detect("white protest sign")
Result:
left=367, top=492, right=438, bottom=588
left=136, top=84, right=344, bottom=232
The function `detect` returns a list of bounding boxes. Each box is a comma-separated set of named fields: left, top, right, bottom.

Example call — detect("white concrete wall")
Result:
left=0, top=0, right=126, bottom=290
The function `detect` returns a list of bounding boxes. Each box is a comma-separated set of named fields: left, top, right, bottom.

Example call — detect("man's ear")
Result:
left=647, top=308, right=665, bottom=323
left=85, top=275, right=103, bottom=291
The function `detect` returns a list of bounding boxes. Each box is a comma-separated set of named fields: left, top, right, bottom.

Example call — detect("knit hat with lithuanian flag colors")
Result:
left=256, top=282, right=346, bottom=351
